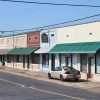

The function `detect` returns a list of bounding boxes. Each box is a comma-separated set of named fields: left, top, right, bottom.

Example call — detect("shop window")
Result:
left=42, top=54, right=49, bottom=66
left=51, top=54, right=55, bottom=70
left=16, top=55, right=19, bottom=62
left=59, top=54, right=61, bottom=66
left=7, top=56, right=11, bottom=63
left=96, top=55, right=100, bottom=74
left=81, top=54, right=87, bottom=72
left=32, top=55, right=38, bottom=64
left=0, top=55, right=3, bottom=62
left=16, top=56, right=22, bottom=63
left=66, top=57, right=71, bottom=67
left=0, top=55, right=2, bottom=62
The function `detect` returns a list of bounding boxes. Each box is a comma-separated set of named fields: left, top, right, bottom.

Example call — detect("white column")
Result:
left=49, top=54, right=51, bottom=71
left=61, top=54, right=66, bottom=66
left=72, top=54, right=78, bottom=69
left=55, top=54, right=60, bottom=67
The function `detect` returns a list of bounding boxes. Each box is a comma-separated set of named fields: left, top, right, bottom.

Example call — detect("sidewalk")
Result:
left=0, top=66, right=100, bottom=94
left=0, top=66, right=48, bottom=78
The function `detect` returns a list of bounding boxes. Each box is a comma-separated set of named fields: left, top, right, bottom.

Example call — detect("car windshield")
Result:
left=63, top=66, right=76, bottom=71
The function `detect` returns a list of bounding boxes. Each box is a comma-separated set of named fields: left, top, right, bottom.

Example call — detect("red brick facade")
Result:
left=27, top=32, right=40, bottom=47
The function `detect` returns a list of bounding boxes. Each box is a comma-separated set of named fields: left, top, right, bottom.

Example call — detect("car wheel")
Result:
left=48, top=73, right=52, bottom=79
left=75, top=78, right=79, bottom=82
left=60, top=75, right=64, bottom=81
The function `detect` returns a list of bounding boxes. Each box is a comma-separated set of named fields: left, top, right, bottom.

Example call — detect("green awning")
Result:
left=50, top=42, right=100, bottom=53
left=8, top=47, right=39, bottom=55
left=0, top=49, right=11, bottom=55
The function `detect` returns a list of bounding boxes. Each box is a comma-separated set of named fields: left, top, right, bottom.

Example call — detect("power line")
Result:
left=0, top=0, right=100, bottom=8
left=4, top=13, right=100, bottom=32
left=1, top=13, right=100, bottom=32
left=38, top=13, right=100, bottom=29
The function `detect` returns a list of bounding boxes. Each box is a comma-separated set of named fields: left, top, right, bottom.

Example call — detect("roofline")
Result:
left=0, top=30, right=41, bottom=38
left=49, top=20, right=100, bottom=30
left=1, top=20, right=100, bottom=38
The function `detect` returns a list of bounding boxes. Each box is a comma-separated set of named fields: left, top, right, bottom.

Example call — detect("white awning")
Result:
left=35, top=47, right=52, bottom=53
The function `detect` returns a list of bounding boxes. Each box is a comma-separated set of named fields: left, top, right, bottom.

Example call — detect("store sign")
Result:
left=41, top=33, right=48, bottom=43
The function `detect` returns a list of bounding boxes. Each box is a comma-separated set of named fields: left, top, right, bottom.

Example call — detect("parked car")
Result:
left=48, top=66, right=81, bottom=81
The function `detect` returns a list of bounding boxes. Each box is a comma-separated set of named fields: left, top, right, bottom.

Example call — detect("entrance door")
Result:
left=23, top=55, right=25, bottom=68
left=88, top=57, right=95, bottom=78
left=51, top=54, right=55, bottom=71
left=66, top=57, right=71, bottom=67
left=27, top=55, right=29, bottom=69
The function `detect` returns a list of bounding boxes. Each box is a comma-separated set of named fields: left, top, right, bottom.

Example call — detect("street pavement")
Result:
left=0, top=67, right=100, bottom=93
left=0, top=71, right=100, bottom=100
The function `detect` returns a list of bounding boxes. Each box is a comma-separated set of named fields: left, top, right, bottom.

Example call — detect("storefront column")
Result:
left=55, top=54, right=60, bottom=67
left=49, top=54, right=51, bottom=71
left=40, top=54, right=43, bottom=71
left=72, top=54, right=78, bottom=69
left=61, top=54, right=66, bottom=66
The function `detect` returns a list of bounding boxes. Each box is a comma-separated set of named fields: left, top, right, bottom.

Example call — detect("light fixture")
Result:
left=89, top=32, right=92, bottom=35
left=66, top=35, right=69, bottom=37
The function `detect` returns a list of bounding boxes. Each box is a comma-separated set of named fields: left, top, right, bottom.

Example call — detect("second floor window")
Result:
left=41, top=33, right=48, bottom=43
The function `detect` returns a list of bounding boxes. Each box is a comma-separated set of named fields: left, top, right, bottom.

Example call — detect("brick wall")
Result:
left=27, top=32, right=40, bottom=47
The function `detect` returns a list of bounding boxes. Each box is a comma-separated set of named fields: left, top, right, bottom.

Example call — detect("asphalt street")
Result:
left=0, top=71, right=100, bottom=100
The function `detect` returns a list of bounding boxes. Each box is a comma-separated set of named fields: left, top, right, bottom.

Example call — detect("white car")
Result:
left=48, top=66, right=81, bottom=81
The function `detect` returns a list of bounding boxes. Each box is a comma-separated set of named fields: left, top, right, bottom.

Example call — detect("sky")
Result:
left=0, top=0, right=100, bottom=35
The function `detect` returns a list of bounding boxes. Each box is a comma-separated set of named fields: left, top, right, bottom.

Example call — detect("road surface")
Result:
left=0, top=71, right=100, bottom=100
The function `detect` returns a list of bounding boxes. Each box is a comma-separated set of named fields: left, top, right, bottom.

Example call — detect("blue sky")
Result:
left=0, top=0, right=100, bottom=35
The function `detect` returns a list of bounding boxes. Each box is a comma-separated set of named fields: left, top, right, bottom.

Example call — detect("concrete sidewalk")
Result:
left=0, top=66, right=100, bottom=94
left=0, top=66, right=48, bottom=78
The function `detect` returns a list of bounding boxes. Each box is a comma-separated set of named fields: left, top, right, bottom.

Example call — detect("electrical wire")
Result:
left=3, top=13, right=100, bottom=32
left=38, top=13, right=100, bottom=29
left=0, top=0, right=100, bottom=8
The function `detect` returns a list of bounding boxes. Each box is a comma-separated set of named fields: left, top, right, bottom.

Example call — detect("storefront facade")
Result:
left=49, top=21, right=100, bottom=81
left=0, top=21, right=100, bottom=81
left=0, top=30, right=41, bottom=71
left=35, top=29, right=57, bottom=72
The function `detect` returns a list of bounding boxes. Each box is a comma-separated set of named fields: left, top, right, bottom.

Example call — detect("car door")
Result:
left=51, top=67, right=62, bottom=79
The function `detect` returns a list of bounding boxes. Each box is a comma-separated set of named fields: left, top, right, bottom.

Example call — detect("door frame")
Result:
left=88, top=57, right=95, bottom=79
left=65, top=54, right=72, bottom=67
